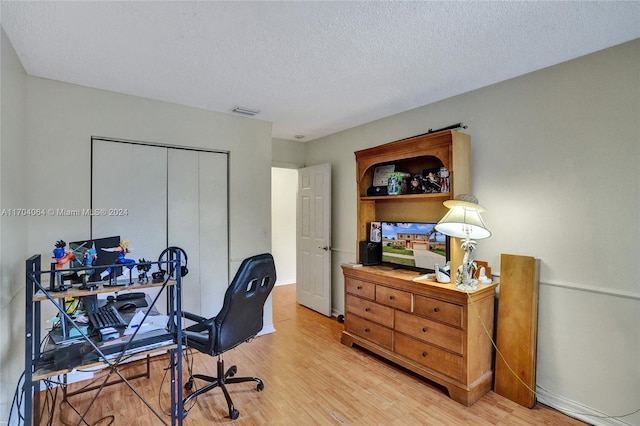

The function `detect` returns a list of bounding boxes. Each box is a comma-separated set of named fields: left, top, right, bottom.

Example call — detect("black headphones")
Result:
left=156, top=246, right=189, bottom=279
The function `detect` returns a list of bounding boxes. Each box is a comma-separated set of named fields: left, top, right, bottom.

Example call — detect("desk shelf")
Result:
left=32, top=279, right=177, bottom=302
left=24, top=254, right=185, bottom=425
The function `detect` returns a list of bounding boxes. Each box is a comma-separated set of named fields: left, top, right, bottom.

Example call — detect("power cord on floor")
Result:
left=465, top=289, right=640, bottom=422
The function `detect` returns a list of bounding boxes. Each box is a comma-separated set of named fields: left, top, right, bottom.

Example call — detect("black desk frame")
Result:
left=24, top=253, right=185, bottom=425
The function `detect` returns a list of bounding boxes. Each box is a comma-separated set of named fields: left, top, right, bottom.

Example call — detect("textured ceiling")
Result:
left=2, top=1, right=639, bottom=141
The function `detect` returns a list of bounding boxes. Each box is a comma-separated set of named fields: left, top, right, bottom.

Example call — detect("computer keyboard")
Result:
left=87, top=305, right=127, bottom=330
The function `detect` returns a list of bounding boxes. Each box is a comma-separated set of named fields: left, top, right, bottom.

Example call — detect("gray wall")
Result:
left=304, top=39, right=640, bottom=425
left=0, top=29, right=273, bottom=422
left=0, top=28, right=29, bottom=424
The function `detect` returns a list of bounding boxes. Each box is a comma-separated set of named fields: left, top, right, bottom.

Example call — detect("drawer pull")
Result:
left=389, top=295, right=395, bottom=300
left=433, top=307, right=440, bottom=313
left=364, top=328, right=370, bottom=333
left=357, top=285, right=362, bottom=290
left=422, top=352, right=427, bottom=357
left=364, top=308, right=370, bottom=312
left=422, top=327, right=428, bottom=333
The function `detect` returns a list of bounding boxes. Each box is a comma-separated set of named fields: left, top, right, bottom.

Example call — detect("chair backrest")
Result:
left=214, top=253, right=277, bottom=353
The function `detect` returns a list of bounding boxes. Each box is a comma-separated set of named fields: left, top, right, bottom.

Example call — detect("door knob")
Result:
left=318, top=246, right=330, bottom=251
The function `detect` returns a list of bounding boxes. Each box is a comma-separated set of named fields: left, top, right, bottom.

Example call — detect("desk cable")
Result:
left=465, top=289, right=640, bottom=422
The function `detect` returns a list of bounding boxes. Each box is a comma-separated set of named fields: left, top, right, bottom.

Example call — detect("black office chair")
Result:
left=180, top=253, right=276, bottom=420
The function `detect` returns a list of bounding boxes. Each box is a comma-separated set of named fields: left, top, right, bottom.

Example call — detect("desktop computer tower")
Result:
left=359, top=241, right=381, bottom=266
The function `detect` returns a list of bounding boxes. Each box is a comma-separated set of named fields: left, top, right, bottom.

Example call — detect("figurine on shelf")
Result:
left=137, top=258, right=152, bottom=283
left=422, top=169, right=442, bottom=193
left=439, top=167, right=450, bottom=193
left=53, top=240, right=75, bottom=270
left=76, top=245, right=98, bottom=287
left=409, top=174, right=424, bottom=193
left=100, top=239, right=136, bottom=280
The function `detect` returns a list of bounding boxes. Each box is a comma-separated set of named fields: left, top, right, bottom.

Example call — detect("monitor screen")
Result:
left=380, top=222, right=448, bottom=272
left=69, top=235, right=121, bottom=283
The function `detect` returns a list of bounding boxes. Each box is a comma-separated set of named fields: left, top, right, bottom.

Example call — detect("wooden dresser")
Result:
left=341, top=265, right=497, bottom=406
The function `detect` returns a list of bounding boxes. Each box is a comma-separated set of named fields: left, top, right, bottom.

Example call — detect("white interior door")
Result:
left=296, top=163, right=332, bottom=316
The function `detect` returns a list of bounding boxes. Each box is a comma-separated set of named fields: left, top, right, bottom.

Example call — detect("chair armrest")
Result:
left=182, top=310, right=208, bottom=323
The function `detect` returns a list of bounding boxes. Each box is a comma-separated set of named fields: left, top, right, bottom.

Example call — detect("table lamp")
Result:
left=435, top=194, right=491, bottom=291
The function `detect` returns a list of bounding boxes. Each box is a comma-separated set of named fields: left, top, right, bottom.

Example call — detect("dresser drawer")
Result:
left=395, top=333, right=463, bottom=381
left=413, top=295, right=463, bottom=328
left=345, top=294, right=394, bottom=328
left=345, top=277, right=375, bottom=300
left=394, top=310, right=463, bottom=354
left=345, top=315, right=393, bottom=350
left=375, top=285, right=412, bottom=312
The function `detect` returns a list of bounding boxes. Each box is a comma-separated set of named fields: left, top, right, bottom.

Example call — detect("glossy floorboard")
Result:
left=41, top=284, right=586, bottom=425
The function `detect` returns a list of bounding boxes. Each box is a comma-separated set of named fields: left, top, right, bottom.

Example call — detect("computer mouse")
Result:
left=118, top=302, right=137, bottom=312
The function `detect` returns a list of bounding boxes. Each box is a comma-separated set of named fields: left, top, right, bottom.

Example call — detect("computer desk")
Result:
left=24, top=254, right=185, bottom=426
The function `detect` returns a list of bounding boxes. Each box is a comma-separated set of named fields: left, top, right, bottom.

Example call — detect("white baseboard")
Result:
left=259, top=323, right=276, bottom=335
left=536, top=387, right=635, bottom=426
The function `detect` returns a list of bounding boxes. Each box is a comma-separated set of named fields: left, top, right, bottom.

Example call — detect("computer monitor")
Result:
left=69, top=235, right=121, bottom=284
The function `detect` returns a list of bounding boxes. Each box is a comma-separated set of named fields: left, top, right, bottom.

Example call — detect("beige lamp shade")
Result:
left=435, top=198, right=491, bottom=240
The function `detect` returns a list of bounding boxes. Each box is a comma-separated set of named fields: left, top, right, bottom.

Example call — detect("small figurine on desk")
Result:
left=434, top=262, right=451, bottom=283
left=100, top=239, right=136, bottom=282
left=51, top=240, right=75, bottom=291
left=53, top=240, right=75, bottom=270
left=478, top=266, right=492, bottom=284
left=77, top=245, right=98, bottom=288
left=137, top=258, right=152, bottom=283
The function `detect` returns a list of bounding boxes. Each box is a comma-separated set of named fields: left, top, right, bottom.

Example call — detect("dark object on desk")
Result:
left=116, top=292, right=146, bottom=301
left=87, top=305, right=127, bottom=330
left=158, top=246, right=189, bottom=278
left=178, top=253, right=276, bottom=420
left=117, top=302, right=138, bottom=312
left=366, top=185, right=388, bottom=196
left=83, top=329, right=174, bottom=362
left=54, top=341, right=84, bottom=370
left=114, top=296, right=148, bottom=310
left=359, top=241, right=381, bottom=266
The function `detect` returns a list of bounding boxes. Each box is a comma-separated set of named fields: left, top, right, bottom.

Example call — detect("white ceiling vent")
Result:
left=230, top=106, right=260, bottom=116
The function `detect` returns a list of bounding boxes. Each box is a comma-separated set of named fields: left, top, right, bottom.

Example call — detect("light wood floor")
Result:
left=45, top=284, right=586, bottom=425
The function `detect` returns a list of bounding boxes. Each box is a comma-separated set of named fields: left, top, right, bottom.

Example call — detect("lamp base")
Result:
left=455, top=278, right=479, bottom=291
left=454, top=238, right=479, bottom=291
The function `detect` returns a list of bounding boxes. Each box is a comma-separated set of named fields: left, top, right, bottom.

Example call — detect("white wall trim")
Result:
left=493, top=275, right=640, bottom=301
left=539, top=280, right=640, bottom=300
left=536, top=387, right=636, bottom=426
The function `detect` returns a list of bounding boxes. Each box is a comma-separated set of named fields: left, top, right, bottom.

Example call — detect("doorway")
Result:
left=271, top=167, right=298, bottom=287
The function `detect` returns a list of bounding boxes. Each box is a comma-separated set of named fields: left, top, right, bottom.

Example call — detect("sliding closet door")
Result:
left=168, top=149, right=228, bottom=318
left=91, top=140, right=168, bottom=265
left=92, top=138, right=229, bottom=318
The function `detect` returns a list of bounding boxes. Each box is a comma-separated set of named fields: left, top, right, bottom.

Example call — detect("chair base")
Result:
left=183, top=357, right=264, bottom=420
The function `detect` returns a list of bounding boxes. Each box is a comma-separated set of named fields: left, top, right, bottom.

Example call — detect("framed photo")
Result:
left=370, top=221, right=382, bottom=242
left=372, top=165, right=395, bottom=187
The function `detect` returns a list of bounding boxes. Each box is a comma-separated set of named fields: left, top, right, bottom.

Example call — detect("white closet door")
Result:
left=91, top=141, right=168, bottom=266
left=168, top=149, right=228, bottom=318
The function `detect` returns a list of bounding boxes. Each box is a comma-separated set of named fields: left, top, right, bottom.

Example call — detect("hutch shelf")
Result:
left=342, top=130, right=497, bottom=406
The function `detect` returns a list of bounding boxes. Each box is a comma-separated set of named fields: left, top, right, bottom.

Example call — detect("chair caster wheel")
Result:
left=185, top=377, right=194, bottom=391
left=257, top=382, right=264, bottom=391
left=230, top=408, right=239, bottom=420
left=337, top=314, right=345, bottom=323
left=228, top=366, right=237, bottom=377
